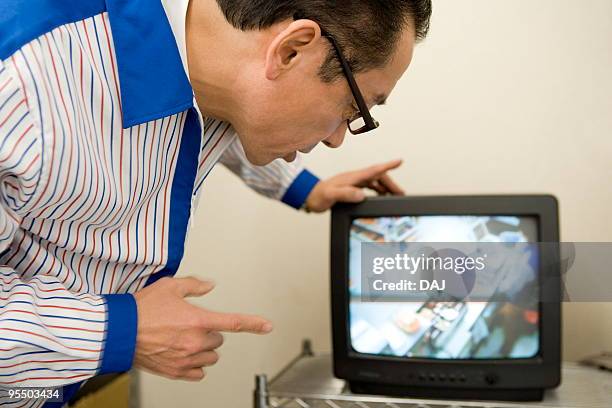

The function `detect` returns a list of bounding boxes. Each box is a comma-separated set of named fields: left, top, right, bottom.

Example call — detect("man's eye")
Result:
left=342, top=104, right=360, bottom=121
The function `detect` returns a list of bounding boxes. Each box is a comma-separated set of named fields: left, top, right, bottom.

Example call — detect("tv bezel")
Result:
left=330, top=195, right=561, bottom=396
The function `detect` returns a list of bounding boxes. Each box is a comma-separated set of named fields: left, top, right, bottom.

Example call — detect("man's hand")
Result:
left=305, top=159, right=405, bottom=213
left=133, top=277, right=272, bottom=381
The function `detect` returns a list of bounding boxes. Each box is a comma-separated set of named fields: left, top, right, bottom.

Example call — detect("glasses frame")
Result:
left=321, top=30, right=380, bottom=135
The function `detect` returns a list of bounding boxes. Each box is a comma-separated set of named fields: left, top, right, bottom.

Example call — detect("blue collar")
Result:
left=0, top=0, right=192, bottom=129
left=105, top=0, right=194, bottom=128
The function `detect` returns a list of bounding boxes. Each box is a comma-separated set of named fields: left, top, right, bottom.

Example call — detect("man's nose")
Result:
left=323, top=123, right=348, bottom=149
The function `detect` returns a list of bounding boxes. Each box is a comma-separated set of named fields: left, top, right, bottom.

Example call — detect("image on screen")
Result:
left=349, top=215, right=540, bottom=360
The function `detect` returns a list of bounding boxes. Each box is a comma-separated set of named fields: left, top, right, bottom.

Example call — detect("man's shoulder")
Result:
left=0, top=0, right=107, bottom=60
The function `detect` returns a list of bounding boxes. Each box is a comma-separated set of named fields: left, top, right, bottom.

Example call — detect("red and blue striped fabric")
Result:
left=0, top=2, right=317, bottom=406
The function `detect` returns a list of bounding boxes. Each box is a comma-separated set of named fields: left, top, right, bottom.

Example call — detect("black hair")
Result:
left=215, top=0, right=432, bottom=81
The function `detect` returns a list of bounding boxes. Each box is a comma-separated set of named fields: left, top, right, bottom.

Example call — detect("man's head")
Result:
left=187, top=0, right=432, bottom=165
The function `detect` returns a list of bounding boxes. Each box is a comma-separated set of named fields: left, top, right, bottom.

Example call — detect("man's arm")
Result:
left=0, top=58, right=272, bottom=391
left=218, top=137, right=319, bottom=209
left=0, top=63, right=136, bottom=387
left=219, top=138, right=405, bottom=212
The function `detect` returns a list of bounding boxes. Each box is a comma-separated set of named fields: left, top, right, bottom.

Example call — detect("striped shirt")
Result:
left=0, top=1, right=320, bottom=406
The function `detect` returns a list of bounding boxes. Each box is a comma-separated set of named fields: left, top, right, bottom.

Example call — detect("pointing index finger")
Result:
left=199, top=310, right=273, bottom=335
left=348, top=159, right=403, bottom=185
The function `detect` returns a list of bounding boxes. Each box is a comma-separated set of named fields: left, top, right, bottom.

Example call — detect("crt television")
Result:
left=330, top=195, right=561, bottom=401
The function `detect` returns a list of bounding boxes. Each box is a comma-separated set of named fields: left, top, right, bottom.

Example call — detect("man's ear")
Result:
left=265, top=20, right=322, bottom=80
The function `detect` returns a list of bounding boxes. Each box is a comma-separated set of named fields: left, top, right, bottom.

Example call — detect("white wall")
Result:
left=140, top=0, right=612, bottom=406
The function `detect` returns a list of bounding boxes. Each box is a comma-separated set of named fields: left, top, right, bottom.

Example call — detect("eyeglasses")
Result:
left=321, top=31, right=380, bottom=135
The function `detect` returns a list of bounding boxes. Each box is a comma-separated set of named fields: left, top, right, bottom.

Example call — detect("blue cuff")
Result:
left=99, top=294, right=138, bottom=374
left=281, top=169, right=320, bottom=209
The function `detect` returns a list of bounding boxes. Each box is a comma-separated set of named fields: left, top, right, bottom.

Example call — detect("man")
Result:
left=0, top=0, right=431, bottom=405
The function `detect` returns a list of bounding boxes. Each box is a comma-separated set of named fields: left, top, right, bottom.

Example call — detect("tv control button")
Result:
left=484, top=373, right=500, bottom=385
left=358, top=370, right=380, bottom=379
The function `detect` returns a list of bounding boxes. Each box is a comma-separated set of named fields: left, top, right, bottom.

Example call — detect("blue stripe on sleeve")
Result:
left=98, top=294, right=138, bottom=374
left=281, top=169, right=320, bottom=209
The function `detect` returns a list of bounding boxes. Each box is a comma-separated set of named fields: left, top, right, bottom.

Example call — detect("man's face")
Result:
left=233, top=24, right=416, bottom=166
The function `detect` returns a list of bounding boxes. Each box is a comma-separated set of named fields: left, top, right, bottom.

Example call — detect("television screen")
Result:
left=348, top=215, right=540, bottom=360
